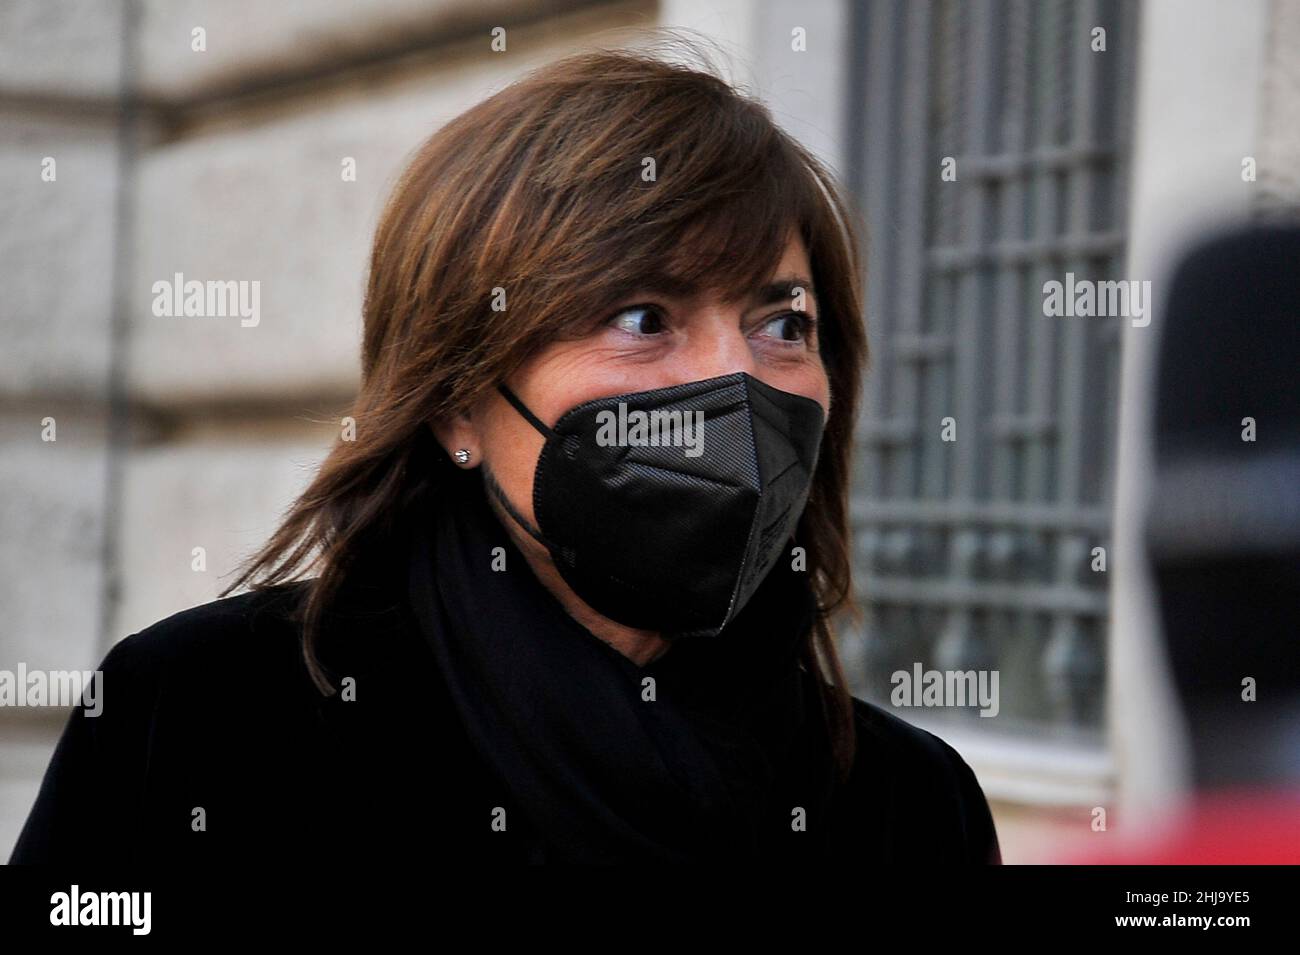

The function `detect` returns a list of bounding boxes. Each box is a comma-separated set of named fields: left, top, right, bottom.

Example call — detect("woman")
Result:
left=11, top=45, right=1000, bottom=865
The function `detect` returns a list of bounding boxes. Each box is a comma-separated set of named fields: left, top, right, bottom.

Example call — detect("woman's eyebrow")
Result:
left=754, top=277, right=817, bottom=308
left=615, top=272, right=700, bottom=301
left=611, top=273, right=818, bottom=307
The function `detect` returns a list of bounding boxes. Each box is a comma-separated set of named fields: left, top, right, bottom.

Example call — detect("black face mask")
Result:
left=483, top=371, right=826, bottom=638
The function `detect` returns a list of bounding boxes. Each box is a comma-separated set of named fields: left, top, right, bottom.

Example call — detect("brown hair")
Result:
left=221, top=36, right=869, bottom=779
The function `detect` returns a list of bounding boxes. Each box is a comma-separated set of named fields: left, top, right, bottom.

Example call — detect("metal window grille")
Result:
left=842, top=0, right=1138, bottom=737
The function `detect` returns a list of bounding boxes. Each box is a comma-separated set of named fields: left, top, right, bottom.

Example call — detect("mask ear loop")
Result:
left=497, top=382, right=556, bottom=440
left=481, top=465, right=552, bottom=548
left=483, top=383, right=558, bottom=550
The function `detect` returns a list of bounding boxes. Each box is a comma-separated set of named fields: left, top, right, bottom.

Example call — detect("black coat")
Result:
left=10, top=563, right=1002, bottom=865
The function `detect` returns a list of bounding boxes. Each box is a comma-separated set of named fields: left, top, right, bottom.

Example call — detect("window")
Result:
left=842, top=0, right=1138, bottom=745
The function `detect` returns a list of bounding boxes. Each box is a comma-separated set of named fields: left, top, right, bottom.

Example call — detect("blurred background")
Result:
left=2, top=0, right=1298, bottom=863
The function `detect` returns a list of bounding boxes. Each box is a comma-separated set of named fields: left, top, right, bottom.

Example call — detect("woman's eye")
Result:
left=607, top=305, right=666, bottom=336
left=759, top=311, right=814, bottom=344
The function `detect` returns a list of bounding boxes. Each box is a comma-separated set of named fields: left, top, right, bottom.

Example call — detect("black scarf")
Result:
left=406, top=470, right=839, bottom=862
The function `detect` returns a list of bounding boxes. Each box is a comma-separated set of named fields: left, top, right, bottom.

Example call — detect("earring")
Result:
left=453, top=448, right=471, bottom=465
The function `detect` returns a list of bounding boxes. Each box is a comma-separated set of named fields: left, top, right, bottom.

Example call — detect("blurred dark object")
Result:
left=1076, top=223, right=1300, bottom=863
left=1147, top=223, right=1300, bottom=791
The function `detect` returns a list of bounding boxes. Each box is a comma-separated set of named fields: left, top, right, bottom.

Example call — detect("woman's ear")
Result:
left=430, top=411, right=480, bottom=468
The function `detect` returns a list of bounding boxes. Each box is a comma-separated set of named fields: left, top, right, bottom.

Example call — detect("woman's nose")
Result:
left=675, top=312, right=759, bottom=383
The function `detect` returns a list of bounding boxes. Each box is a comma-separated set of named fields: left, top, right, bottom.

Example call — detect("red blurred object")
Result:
left=1065, top=785, right=1300, bottom=864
